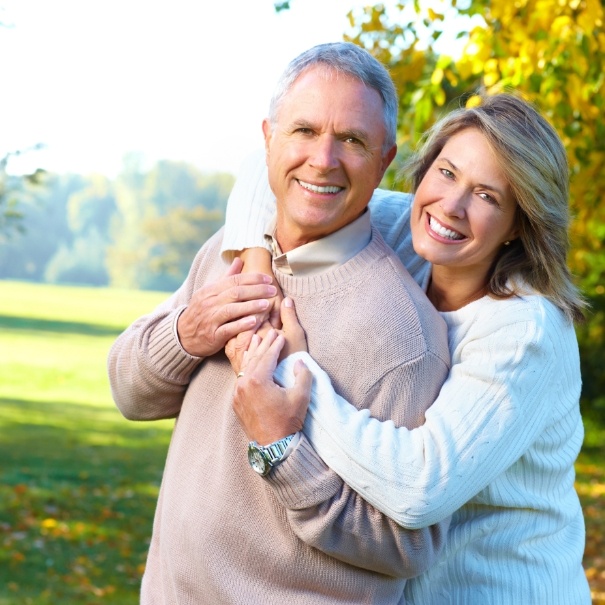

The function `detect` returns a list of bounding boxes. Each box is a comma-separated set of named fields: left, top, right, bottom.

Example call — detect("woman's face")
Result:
left=411, top=127, right=518, bottom=279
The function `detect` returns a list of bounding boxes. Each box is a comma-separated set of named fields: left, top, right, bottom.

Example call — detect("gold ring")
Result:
left=236, top=371, right=245, bottom=379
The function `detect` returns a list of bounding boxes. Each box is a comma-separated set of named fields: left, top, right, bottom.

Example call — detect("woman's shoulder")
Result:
left=447, top=290, right=573, bottom=339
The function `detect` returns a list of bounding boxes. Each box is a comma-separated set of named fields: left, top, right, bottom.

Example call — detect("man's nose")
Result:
left=308, top=136, right=340, bottom=172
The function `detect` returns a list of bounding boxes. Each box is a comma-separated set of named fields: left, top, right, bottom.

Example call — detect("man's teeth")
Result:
left=299, top=180, right=341, bottom=194
left=429, top=216, right=464, bottom=240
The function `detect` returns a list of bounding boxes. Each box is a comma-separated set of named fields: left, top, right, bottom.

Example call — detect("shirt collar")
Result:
left=265, top=210, right=372, bottom=276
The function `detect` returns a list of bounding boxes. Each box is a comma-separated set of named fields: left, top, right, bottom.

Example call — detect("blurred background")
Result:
left=1, top=1, right=603, bottom=603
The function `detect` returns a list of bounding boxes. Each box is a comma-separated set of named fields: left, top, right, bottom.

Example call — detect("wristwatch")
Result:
left=248, top=434, right=296, bottom=476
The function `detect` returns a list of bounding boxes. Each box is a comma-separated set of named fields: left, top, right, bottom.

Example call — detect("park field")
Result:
left=0, top=279, right=603, bottom=603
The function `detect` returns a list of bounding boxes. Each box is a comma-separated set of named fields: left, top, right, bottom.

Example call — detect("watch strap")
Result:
left=260, top=433, right=295, bottom=465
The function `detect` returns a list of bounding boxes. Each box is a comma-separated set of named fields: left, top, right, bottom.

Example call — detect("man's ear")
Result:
left=262, top=119, right=273, bottom=156
left=377, top=144, right=397, bottom=185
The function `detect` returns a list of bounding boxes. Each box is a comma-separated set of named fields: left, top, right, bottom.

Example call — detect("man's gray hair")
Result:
left=268, top=42, right=398, bottom=151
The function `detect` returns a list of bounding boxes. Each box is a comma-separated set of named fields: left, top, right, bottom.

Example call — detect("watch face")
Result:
left=248, top=446, right=269, bottom=476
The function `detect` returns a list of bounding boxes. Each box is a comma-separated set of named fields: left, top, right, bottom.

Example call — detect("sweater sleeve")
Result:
left=267, top=434, right=449, bottom=578
left=107, top=237, right=221, bottom=421
left=220, top=149, right=274, bottom=260
left=274, top=297, right=572, bottom=529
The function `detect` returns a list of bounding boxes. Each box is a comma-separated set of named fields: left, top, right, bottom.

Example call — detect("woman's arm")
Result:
left=274, top=296, right=576, bottom=528
left=221, top=149, right=274, bottom=259
left=220, top=152, right=431, bottom=287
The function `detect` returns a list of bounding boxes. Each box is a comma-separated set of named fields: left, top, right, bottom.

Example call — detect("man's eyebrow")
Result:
left=287, top=120, right=370, bottom=143
left=289, top=119, right=315, bottom=130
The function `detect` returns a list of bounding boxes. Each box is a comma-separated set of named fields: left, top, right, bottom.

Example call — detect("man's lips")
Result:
left=297, top=179, right=343, bottom=194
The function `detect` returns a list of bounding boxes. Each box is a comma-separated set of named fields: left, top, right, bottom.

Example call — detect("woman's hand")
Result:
left=225, top=247, right=283, bottom=372
left=232, top=329, right=312, bottom=445
left=240, top=247, right=283, bottom=328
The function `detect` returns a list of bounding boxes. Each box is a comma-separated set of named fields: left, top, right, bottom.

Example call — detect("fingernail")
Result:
left=258, top=299, right=269, bottom=310
left=283, top=297, right=293, bottom=308
left=263, top=275, right=273, bottom=284
left=267, top=286, right=277, bottom=296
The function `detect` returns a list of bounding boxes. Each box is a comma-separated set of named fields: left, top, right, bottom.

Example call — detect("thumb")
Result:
left=225, top=257, right=244, bottom=277
left=281, top=296, right=301, bottom=330
left=292, top=359, right=312, bottom=402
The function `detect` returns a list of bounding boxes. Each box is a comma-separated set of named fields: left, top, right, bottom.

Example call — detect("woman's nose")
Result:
left=440, top=191, right=468, bottom=218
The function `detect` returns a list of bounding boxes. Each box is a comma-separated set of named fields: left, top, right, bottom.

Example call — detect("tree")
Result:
left=279, top=0, right=605, bottom=417
left=0, top=150, right=46, bottom=242
left=340, top=0, right=605, bottom=419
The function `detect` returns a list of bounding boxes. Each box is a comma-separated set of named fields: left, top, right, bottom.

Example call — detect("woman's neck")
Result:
left=427, top=266, right=489, bottom=312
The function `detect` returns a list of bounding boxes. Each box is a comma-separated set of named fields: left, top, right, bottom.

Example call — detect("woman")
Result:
left=223, top=93, right=591, bottom=603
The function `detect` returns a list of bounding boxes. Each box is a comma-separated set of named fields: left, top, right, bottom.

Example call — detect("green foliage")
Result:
left=106, top=160, right=234, bottom=290
left=0, top=151, right=46, bottom=242
left=0, top=160, right=234, bottom=291
left=344, top=0, right=605, bottom=421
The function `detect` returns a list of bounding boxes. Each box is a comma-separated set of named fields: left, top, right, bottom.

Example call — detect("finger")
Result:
left=250, top=332, right=285, bottom=378
left=216, top=314, right=262, bottom=347
left=239, top=329, right=278, bottom=374
left=292, top=359, right=313, bottom=401
left=281, top=297, right=302, bottom=331
left=219, top=282, right=278, bottom=304
left=214, top=299, right=270, bottom=328
left=250, top=328, right=279, bottom=359
left=269, top=302, right=283, bottom=329
left=244, top=334, right=261, bottom=363
left=225, top=257, right=244, bottom=277
left=205, top=274, right=276, bottom=300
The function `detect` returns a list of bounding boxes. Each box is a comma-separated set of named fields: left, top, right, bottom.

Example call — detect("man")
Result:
left=108, top=42, right=450, bottom=604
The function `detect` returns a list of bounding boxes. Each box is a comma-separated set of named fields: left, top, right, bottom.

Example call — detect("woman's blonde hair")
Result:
left=405, top=92, right=586, bottom=323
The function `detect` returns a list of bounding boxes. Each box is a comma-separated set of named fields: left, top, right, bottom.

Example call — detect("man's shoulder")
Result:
left=185, top=227, right=228, bottom=288
left=340, top=230, right=449, bottom=363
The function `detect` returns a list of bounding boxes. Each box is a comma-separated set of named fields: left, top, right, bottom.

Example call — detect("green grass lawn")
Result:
left=0, top=280, right=172, bottom=604
left=1, top=279, right=603, bottom=603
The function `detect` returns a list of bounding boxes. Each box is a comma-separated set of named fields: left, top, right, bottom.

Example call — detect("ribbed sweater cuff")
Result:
left=266, top=436, right=341, bottom=509
left=147, top=308, right=203, bottom=383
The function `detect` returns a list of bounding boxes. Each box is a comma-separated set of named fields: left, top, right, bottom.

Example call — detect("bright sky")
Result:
left=0, top=0, right=375, bottom=177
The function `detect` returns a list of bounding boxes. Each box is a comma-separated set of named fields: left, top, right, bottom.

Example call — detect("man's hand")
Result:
left=177, top=258, right=277, bottom=358
left=233, top=329, right=312, bottom=445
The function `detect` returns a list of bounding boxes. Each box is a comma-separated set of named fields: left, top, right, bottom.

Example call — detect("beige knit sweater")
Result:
left=108, top=227, right=450, bottom=604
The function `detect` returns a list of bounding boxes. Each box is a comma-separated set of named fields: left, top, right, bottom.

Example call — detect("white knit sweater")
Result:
left=221, top=151, right=591, bottom=604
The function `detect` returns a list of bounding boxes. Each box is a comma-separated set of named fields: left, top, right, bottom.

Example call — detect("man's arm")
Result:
left=108, top=235, right=277, bottom=421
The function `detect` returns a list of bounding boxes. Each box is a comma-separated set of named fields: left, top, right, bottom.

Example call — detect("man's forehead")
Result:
left=277, top=68, right=386, bottom=131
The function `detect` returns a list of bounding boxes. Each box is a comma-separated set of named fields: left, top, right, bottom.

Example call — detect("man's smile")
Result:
left=297, top=179, right=343, bottom=194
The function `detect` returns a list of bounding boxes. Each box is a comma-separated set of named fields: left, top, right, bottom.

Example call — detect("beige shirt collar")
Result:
left=265, top=211, right=372, bottom=276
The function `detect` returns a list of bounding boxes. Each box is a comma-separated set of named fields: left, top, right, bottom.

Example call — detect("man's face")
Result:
left=263, top=66, right=397, bottom=252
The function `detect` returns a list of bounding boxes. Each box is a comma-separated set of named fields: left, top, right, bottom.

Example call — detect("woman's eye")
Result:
left=440, top=168, right=454, bottom=179
left=479, top=192, right=498, bottom=205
